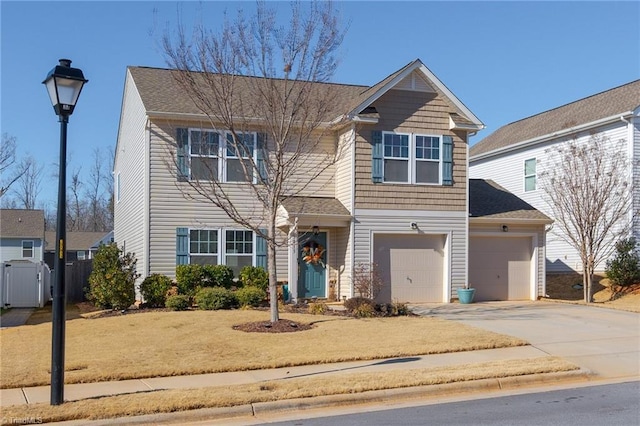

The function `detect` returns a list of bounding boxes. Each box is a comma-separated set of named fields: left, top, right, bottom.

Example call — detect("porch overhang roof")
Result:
left=276, top=197, right=352, bottom=229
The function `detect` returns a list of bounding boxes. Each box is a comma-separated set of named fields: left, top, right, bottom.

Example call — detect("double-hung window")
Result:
left=383, top=133, right=410, bottom=182
left=225, top=230, right=253, bottom=274
left=226, top=133, right=255, bottom=182
left=524, top=158, right=536, bottom=192
left=382, top=132, right=442, bottom=184
left=22, top=240, right=34, bottom=258
left=189, top=229, right=218, bottom=265
left=190, top=130, right=219, bottom=181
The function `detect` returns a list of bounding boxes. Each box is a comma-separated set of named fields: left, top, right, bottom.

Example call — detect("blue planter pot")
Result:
left=457, top=288, right=475, bottom=304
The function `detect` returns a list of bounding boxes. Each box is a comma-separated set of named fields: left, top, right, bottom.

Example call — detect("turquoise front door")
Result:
left=299, top=232, right=327, bottom=298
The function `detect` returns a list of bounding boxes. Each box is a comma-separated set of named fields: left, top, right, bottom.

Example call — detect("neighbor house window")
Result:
left=22, top=240, right=34, bottom=258
left=383, top=132, right=442, bottom=184
left=524, top=158, right=536, bottom=191
left=225, top=230, right=253, bottom=275
left=187, top=129, right=257, bottom=183
left=189, top=229, right=219, bottom=265
left=77, top=251, right=86, bottom=260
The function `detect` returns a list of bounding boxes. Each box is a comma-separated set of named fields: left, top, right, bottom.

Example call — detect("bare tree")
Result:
left=1, top=133, right=30, bottom=198
left=539, top=134, right=632, bottom=303
left=13, top=155, right=43, bottom=209
left=67, top=167, right=85, bottom=231
left=162, top=1, right=347, bottom=322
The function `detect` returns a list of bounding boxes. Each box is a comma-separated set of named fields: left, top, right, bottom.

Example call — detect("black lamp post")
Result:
left=43, top=59, right=87, bottom=405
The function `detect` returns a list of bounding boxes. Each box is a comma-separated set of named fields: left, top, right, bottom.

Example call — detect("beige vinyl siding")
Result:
left=469, top=223, right=546, bottom=299
left=632, top=110, right=640, bottom=245
left=353, top=209, right=467, bottom=301
left=282, top=133, right=336, bottom=197
left=334, top=127, right=354, bottom=212
left=148, top=121, right=290, bottom=280
left=113, top=71, right=148, bottom=283
left=354, top=89, right=467, bottom=210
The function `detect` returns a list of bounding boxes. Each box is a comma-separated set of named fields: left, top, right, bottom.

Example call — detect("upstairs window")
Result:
left=381, top=132, right=443, bottom=184
left=524, top=158, right=537, bottom=191
left=226, top=133, right=255, bottom=182
left=190, top=131, right=219, bottom=181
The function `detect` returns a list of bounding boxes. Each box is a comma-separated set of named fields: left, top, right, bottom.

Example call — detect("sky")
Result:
left=1, top=1, right=639, bottom=209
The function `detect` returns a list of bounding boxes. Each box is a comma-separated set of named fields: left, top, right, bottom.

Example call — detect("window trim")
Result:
left=187, top=129, right=258, bottom=183
left=115, top=172, right=121, bottom=203
left=22, top=240, right=34, bottom=258
left=187, top=228, right=257, bottom=267
left=382, top=131, right=443, bottom=185
left=524, top=158, right=537, bottom=192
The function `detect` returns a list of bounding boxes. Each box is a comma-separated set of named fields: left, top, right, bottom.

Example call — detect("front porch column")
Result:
left=287, top=220, right=299, bottom=303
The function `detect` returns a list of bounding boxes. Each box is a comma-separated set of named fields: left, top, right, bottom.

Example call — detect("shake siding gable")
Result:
left=354, top=90, right=467, bottom=210
left=114, top=71, right=149, bottom=282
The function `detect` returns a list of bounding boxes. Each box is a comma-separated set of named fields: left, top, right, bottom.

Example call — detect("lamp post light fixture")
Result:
left=43, top=59, right=88, bottom=406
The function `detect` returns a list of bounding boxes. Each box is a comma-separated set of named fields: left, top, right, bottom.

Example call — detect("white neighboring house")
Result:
left=470, top=80, right=640, bottom=273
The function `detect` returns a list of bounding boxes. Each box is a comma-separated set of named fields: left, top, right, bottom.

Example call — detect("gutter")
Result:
left=470, top=111, right=635, bottom=162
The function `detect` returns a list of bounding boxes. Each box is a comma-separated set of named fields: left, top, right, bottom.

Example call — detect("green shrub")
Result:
left=165, top=294, right=191, bottom=311
left=203, top=264, right=235, bottom=288
left=308, top=302, right=328, bottom=315
left=175, top=264, right=204, bottom=296
left=606, top=237, right=640, bottom=287
left=140, top=274, right=173, bottom=308
left=343, top=297, right=376, bottom=314
left=195, top=287, right=238, bottom=310
left=235, top=286, right=266, bottom=307
left=238, top=266, right=268, bottom=291
left=87, top=243, right=139, bottom=310
left=352, top=303, right=375, bottom=318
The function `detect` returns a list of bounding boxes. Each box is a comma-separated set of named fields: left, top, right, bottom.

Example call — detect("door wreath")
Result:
left=302, top=240, right=325, bottom=267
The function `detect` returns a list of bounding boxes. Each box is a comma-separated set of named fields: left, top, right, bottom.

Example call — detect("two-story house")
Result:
left=114, top=59, right=550, bottom=303
left=470, top=80, right=640, bottom=273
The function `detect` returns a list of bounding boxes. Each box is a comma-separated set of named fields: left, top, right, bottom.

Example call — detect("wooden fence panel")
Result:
left=65, top=260, right=93, bottom=303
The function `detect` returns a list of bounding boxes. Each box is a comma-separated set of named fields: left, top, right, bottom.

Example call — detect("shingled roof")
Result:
left=470, top=80, right=640, bottom=158
left=127, top=59, right=482, bottom=128
left=0, top=209, right=44, bottom=238
left=280, top=197, right=350, bottom=217
left=469, top=179, right=551, bottom=222
left=44, top=231, right=112, bottom=252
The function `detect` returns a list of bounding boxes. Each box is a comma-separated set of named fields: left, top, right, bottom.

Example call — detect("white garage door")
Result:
left=374, top=234, right=445, bottom=303
left=469, top=236, right=532, bottom=301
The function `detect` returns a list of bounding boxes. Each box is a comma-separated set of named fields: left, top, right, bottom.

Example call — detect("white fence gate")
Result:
left=0, top=261, right=51, bottom=308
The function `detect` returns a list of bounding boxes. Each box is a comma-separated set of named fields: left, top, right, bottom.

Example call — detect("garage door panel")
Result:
left=469, top=236, right=532, bottom=301
left=374, top=234, right=445, bottom=304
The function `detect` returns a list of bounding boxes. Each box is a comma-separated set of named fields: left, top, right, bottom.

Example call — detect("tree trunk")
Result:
left=267, top=221, right=279, bottom=323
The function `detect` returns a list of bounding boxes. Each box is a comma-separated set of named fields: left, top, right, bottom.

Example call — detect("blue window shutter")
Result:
left=256, top=133, right=267, bottom=182
left=176, top=227, right=189, bottom=265
left=256, top=229, right=267, bottom=270
left=176, top=128, right=189, bottom=181
left=371, top=130, right=383, bottom=183
left=442, top=135, right=453, bottom=186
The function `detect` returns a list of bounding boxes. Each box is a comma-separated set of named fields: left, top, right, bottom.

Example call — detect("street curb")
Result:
left=50, top=370, right=593, bottom=425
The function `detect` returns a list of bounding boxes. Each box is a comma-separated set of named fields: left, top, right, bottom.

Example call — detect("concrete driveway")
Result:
left=410, top=301, right=640, bottom=380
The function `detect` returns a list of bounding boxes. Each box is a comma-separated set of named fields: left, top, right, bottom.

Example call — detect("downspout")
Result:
left=145, top=118, right=151, bottom=284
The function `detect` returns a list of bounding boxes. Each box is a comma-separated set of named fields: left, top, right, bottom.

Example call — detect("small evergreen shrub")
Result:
left=239, top=266, right=268, bottom=291
left=203, top=264, right=235, bottom=288
left=87, top=243, right=139, bottom=310
left=175, top=264, right=204, bottom=296
left=308, top=302, right=328, bottom=315
left=344, top=297, right=376, bottom=314
left=236, top=286, right=266, bottom=307
left=140, top=274, right=173, bottom=308
left=165, top=294, right=190, bottom=311
left=606, top=238, right=640, bottom=287
left=195, top=287, right=238, bottom=310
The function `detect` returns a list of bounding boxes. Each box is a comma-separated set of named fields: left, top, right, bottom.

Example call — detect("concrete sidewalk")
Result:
left=1, top=345, right=563, bottom=407
left=0, top=308, right=34, bottom=328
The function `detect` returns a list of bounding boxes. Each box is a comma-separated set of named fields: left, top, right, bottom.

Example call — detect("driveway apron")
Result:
left=411, top=301, right=640, bottom=380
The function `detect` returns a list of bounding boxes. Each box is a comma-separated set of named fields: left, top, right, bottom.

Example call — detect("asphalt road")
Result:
left=257, top=381, right=640, bottom=426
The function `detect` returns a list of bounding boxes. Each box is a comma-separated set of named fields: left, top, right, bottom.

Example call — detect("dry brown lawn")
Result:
left=546, top=273, right=640, bottom=313
left=0, top=309, right=527, bottom=389
left=1, top=357, right=577, bottom=424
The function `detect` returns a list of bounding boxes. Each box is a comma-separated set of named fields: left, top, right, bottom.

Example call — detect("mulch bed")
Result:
left=232, top=319, right=314, bottom=333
